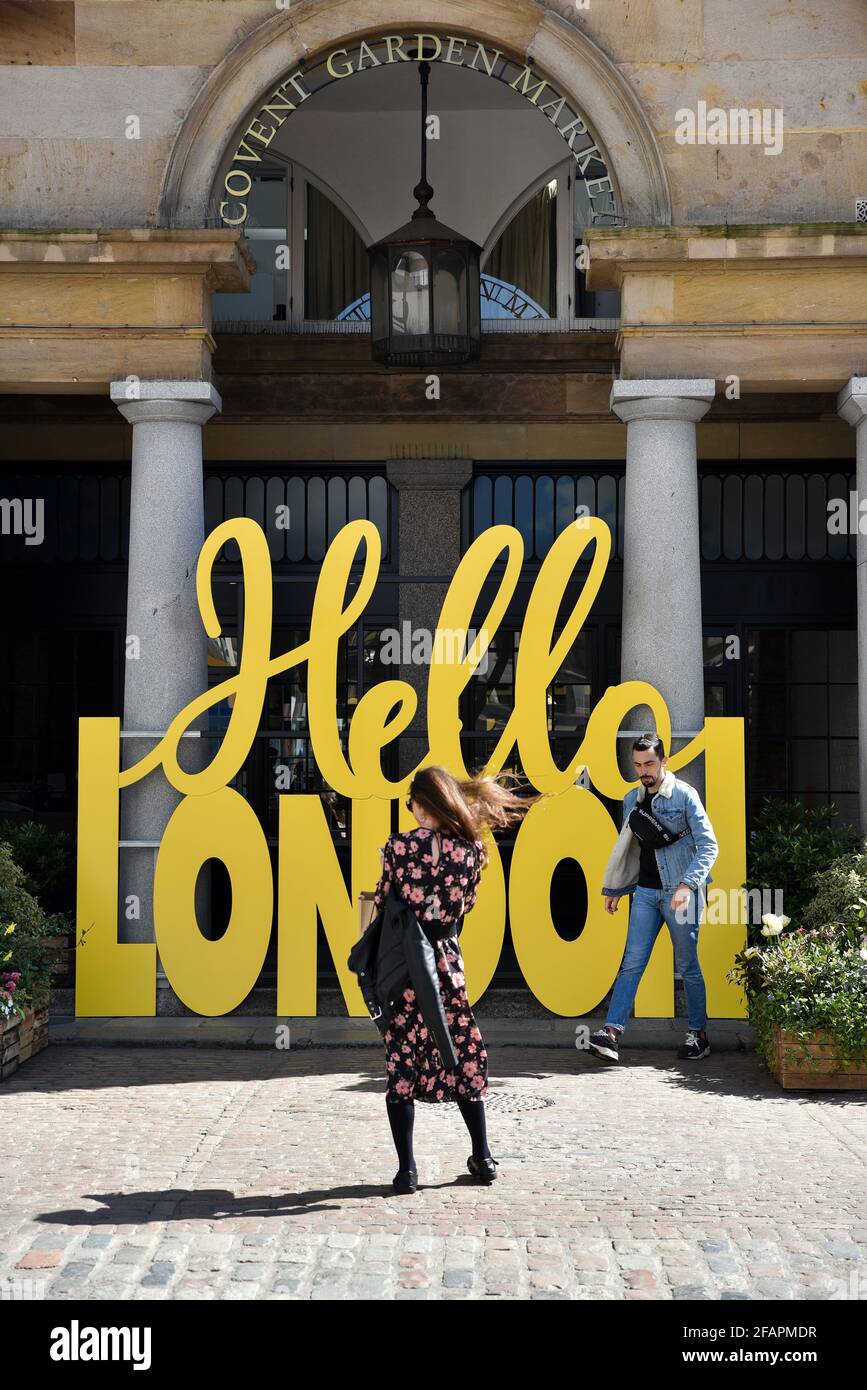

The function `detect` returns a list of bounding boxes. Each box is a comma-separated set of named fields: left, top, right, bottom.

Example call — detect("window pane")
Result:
left=791, top=630, right=827, bottom=681
left=830, top=740, right=858, bottom=793
left=829, top=629, right=856, bottom=681
left=764, top=475, right=784, bottom=561
left=213, top=170, right=287, bottom=323
left=749, top=740, right=788, bottom=791
left=286, top=477, right=306, bottom=561
left=472, top=475, right=493, bottom=536
left=749, top=684, right=787, bottom=736
left=555, top=475, right=574, bottom=538
left=306, top=182, right=368, bottom=320
left=433, top=249, right=468, bottom=336
left=748, top=629, right=786, bottom=681
left=701, top=474, right=722, bottom=560
left=515, top=475, right=533, bottom=551
left=493, top=473, right=513, bottom=528
left=791, top=685, right=828, bottom=736
left=743, top=474, right=764, bottom=559
left=483, top=181, right=555, bottom=318
left=391, top=250, right=430, bottom=336
left=785, top=474, right=806, bottom=560
left=806, top=473, right=828, bottom=559
left=534, top=476, right=554, bottom=557
left=791, top=739, right=828, bottom=791
left=722, top=474, right=743, bottom=560
left=829, top=685, right=857, bottom=737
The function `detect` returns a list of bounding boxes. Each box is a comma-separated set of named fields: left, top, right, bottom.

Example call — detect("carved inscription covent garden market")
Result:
left=217, top=31, right=617, bottom=227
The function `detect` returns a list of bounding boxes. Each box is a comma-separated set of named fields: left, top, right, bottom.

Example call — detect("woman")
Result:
left=372, top=765, right=536, bottom=1195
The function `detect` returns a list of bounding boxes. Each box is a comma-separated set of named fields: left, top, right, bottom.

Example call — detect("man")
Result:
left=589, top=733, right=718, bottom=1063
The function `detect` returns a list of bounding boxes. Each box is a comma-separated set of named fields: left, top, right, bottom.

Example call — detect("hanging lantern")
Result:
left=368, top=59, right=482, bottom=368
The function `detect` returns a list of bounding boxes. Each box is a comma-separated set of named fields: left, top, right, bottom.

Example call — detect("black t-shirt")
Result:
left=631, top=792, right=663, bottom=889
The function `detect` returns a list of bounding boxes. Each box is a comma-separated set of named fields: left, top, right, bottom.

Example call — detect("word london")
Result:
left=75, top=516, right=747, bottom=1021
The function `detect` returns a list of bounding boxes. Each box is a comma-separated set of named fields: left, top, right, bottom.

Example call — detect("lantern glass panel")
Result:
left=433, top=248, right=468, bottom=336
left=390, top=249, right=430, bottom=337
left=369, top=250, right=389, bottom=342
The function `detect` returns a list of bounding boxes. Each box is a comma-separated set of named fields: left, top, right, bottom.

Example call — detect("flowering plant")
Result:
left=0, top=837, right=69, bottom=1026
left=729, top=894, right=867, bottom=1069
left=1, top=922, right=25, bottom=1022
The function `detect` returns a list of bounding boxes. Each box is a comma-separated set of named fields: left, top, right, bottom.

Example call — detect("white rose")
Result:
left=760, top=914, right=786, bottom=936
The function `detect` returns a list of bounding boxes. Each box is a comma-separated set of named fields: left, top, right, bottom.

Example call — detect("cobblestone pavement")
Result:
left=2, top=1042, right=866, bottom=1301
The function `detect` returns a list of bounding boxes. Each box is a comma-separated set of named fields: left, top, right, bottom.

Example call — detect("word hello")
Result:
left=75, top=515, right=747, bottom=1020
left=675, top=100, right=784, bottom=155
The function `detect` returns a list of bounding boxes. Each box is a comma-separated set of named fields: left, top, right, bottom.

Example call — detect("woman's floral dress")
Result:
left=372, top=828, right=488, bottom=1105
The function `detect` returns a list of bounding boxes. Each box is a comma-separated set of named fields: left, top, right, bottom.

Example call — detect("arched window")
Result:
left=483, top=181, right=557, bottom=318
left=212, top=161, right=621, bottom=330
left=213, top=162, right=370, bottom=329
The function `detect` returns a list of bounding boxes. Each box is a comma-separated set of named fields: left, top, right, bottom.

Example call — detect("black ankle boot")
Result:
left=392, top=1167, right=418, bottom=1194
left=467, top=1154, right=499, bottom=1183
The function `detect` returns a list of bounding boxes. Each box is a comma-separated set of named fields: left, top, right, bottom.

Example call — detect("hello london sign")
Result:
left=218, top=30, right=617, bottom=229
left=75, top=516, right=747, bottom=1020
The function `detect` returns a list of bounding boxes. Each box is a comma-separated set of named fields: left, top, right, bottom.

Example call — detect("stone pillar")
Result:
left=386, top=459, right=473, bottom=779
left=837, top=377, right=867, bottom=832
left=110, top=379, right=220, bottom=1013
left=611, top=379, right=715, bottom=799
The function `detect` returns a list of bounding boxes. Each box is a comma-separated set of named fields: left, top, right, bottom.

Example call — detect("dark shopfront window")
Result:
left=748, top=628, right=858, bottom=829
left=462, top=465, right=856, bottom=563
left=205, top=622, right=397, bottom=848
left=0, top=629, right=116, bottom=823
left=0, top=469, right=392, bottom=567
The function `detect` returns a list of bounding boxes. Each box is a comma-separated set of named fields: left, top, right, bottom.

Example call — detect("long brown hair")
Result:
left=407, top=765, right=540, bottom=866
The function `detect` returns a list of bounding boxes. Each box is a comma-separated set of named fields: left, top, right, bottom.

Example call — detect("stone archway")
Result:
left=159, top=0, right=671, bottom=230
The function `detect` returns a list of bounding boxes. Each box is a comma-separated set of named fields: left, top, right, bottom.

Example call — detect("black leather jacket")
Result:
left=347, top=887, right=459, bottom=1070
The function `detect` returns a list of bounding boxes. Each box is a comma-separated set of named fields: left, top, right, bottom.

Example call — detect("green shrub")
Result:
left=745, top=797, right=861, bottom=931
left=0, top=818, right=74, bottom=915
left=0, top=839, right=67, bottom=1020
left=730, top=849, right=867, bottom=1070
left=799, top=852, right=867, bottom=933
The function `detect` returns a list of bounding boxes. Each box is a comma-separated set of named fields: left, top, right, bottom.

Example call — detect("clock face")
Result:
left=479, top=275, right=547, bottom=320
left=337, top=275, right=548, bottom=323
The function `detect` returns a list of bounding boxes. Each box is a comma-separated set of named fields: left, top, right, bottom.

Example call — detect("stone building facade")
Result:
left=1, top=0, right=865, bottom=1012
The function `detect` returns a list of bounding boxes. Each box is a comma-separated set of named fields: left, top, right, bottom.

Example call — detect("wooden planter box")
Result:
left=770, top=1025, right=867, bottom=1090
left=45, top=931, right=73, bottom=986
left=0, top=1006, right=49, bottom=1082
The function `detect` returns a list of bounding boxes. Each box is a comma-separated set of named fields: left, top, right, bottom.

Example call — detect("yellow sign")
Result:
left=75, top=516, right=747, bottom=1018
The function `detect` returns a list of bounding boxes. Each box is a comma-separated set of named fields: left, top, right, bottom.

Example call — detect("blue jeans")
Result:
left=605, top=885, right=708, bottom=1034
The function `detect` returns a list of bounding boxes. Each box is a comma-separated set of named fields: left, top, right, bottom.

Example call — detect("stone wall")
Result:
left=0, top=0, right=864, bottom=230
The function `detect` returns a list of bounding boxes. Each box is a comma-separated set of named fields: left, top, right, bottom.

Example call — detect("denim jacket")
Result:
left=601, top=770, right=718, bottom=897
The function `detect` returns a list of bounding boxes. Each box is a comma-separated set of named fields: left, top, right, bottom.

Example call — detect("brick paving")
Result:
left=2, top=1041, right=866, bottom=1301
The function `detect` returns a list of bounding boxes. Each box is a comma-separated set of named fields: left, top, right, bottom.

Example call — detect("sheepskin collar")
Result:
left=636, top=769, right=676, bottom=802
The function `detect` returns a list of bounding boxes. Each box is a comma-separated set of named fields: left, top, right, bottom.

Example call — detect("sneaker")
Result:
left=392, top=1167, right=418, bottom=1194
left=678, top=1029, right=711, bottom=1060
left=467, top=1154, right=499, bottom=1183
left=588, top=1026, right=620, bottom=1061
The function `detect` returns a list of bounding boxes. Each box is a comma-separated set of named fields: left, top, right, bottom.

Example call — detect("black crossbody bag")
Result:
left=628, top=800, right=691, bottom=849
